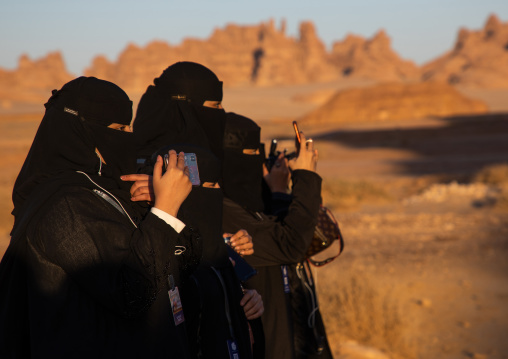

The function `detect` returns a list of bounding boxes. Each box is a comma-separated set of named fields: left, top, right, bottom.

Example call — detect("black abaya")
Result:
left=0, top=77, right=201, bottom=358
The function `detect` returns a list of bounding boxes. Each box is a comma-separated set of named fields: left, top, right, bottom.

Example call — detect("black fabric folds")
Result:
left=222, top=112, right=265, bottom=213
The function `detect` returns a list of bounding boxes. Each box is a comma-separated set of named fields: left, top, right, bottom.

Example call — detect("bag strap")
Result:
left=309, top=206, right=344, bottom=267
left=210, top=267, right=237, bottom=341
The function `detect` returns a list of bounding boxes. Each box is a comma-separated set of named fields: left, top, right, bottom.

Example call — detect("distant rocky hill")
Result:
left=84, top=19, right=419, bottom=94
left=422, top=14, right=508, bottom=88
left=0, top=52, right=73, bottom=108
left=330, top=30, right=420, bottom=82
left=0, top=15, right=506, bottom=110
left=301, top=82, right=489, bottom=124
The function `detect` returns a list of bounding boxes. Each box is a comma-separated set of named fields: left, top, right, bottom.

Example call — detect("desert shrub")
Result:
left=322, top=179, right=391, bottom=210
left=472, top=163, right=508, bottom=185
left=494, top=183, right=508, bottom=210
left=318, top=271, right=418, bottom=359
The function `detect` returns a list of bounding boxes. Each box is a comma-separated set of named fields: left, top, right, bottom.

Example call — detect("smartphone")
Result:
left=293, top=121, right=301, bottom=144
left=225, top=245, right=258, bottom=283
left=163, top=152, right=200, bottom=186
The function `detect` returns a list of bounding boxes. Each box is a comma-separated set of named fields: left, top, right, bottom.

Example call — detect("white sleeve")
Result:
left=150, top=207, right=186, bottom=233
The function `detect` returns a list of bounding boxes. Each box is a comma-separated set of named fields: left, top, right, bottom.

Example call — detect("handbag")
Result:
left=306, top=205, right=344, bottom=266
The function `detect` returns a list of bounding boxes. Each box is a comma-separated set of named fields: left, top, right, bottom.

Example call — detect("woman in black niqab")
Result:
left=134, top=61, right=226, bottom=163
left=0, top=77, right=199, bottom=359
left=223, top=112, right=266, bottom=213
left=12, top=76, right=137, bottom=229
left=132, top=63, right=255, bottom=359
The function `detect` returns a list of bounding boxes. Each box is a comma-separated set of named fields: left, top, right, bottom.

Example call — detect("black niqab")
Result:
left=11, top=76, right=136, bottom=232
left=223, top=112, right=265, bottom=213
left=134, top=62, right=226, bottom=162
left=154, top=61, right=223, bottom=106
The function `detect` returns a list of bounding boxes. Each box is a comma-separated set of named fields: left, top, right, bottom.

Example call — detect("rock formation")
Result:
left=1, top=15, right=507, bottom=107
left=330, top=30, right=421, bottom=81
left=422, top=14, right=508, bottom=88
left=0, top=52, right=73, bottom=107
left=85, top=20, right=345, bottom=93
left=84, top=19, right=417, bottom=94
left=301, top=82, right=488, bottom=124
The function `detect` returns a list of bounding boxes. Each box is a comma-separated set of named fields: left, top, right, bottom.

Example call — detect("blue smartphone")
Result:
left=163, top=152, right=200, bottom=186
left=184, top=153, right=200, bottom=186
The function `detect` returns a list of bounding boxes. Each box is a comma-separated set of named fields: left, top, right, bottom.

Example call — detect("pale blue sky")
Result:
left=1, top=0, right=507, bottom=75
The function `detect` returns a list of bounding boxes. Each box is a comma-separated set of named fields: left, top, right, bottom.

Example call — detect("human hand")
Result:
left=289, top=132, right=318, bottom=172
left=223, top=229, right=254, bottom=256
left=240, top=289, right=264, bottom=320
left=152, top=150, right=192, bottom=217
left=121, top=174, right=154, bottom=203
left=263, top=153, right=290, bottom=193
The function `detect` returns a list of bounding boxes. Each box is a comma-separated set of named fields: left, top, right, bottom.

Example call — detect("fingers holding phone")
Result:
left=152, top=150, right=192, bottom=216
left=289, top=132, right=318, bottom=173
left=264, top=153, right=290, bottom=193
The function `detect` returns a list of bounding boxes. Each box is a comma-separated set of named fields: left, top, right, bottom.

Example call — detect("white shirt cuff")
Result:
left=150, top=207, right=186, bottom=233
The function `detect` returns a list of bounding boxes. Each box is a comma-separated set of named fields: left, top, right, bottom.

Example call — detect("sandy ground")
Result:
left=1, top=82, right=508, bottom=358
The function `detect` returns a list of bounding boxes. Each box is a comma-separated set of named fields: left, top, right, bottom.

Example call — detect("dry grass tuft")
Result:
left=318, top=270, right=419, bottom=359
left=472, top=163, right=508, bottom=185
left=471, top=163, right=508, bottom=210
left=493, top=183, right=508, bottom=210
left=322, top=179, right=392, bottom=211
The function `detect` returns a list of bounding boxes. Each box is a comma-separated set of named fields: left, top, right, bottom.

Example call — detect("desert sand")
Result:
left=1, top=81, right=508, bottom=359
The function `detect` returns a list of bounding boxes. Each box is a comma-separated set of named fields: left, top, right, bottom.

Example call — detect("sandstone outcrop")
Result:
left=84, top=19, right=417, bottom=94
left=85, top=20, right=345, bottom=93
left=301, top=82, right=488, bottom=124
left=422, top=14, right=508, bottom=88
left=330, top=30, right=420, bottom=81
left=2, top=15, right=507, bottom=107
left=0, top=52, right=73, bottom=107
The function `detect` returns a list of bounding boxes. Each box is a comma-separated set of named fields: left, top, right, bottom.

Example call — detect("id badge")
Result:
left=227, top=339, right=240, bottom=359
left=281, top=265, right=290, bottom=293
left=168, top=286, right=185, bottom=326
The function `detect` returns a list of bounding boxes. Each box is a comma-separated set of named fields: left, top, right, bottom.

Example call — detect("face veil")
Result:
left=134, top=62, right=226, bottom=164
left=222, top=112, right=265, bottom=213
left=12, top=77, right=135, bottom=221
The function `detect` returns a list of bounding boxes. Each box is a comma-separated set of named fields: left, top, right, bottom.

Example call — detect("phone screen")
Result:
left=184, top=153, right=200, bottom=186
left=293, top=121, right=301, bottom=144
left=163, top=152, right=201, bottom=186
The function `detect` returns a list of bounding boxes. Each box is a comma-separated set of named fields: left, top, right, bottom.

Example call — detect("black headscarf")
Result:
left=154, top=61, right=223, bottom=106
left=223, top=112, right=265, bottom=213
left=11, top=76, right=136, bottom=231
left=134, top=62, right=226, bottom=163
left=151, top=144, right=229, bottom=268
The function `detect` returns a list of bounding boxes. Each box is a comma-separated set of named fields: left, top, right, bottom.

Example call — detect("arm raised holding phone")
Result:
left=288, top=131, right=318, bottom=173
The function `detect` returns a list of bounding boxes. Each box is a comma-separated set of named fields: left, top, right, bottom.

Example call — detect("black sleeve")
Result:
left=223, top=170, right=322, bottom=266
left=269, top=192, right=292, bottom=218
left=27, top=188, right=199, bottom=318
